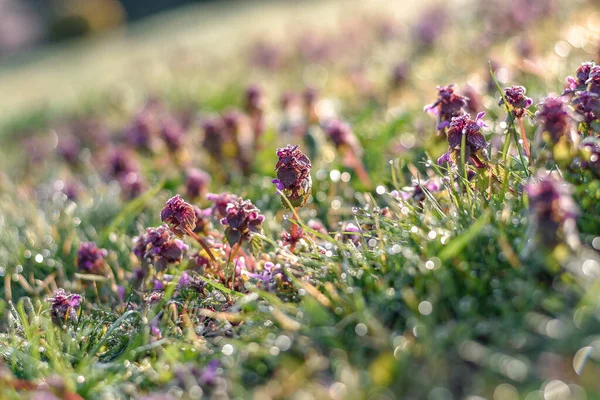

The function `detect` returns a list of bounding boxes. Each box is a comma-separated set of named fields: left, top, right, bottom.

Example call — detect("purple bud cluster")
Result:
left=221, top=198, right=265, bottom=245
left=46, top=289, right=82, bottom=324
left=273, top=145, right=312, bottom=209
left=76, top=242, right=108, bottom=275
left=535, top=97, right=571, bottom=144
left=134, top=225, right=189, bottom=271
left=438, top=113, right=489, bottom=169
left=424, top=85, right=468, bottom=131
left=500, top=86, right=532, bottom=118
left=161, top=195, right=197, bottom=236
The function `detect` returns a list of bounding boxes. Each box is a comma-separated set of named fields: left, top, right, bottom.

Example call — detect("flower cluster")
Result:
left=438, top=113, right=489, bottom=169
left=424, top=85, right=468, bottom=131
left=221, top=198, right=265, bottom=245
left=207, top=192, right=239, bottom=219
left=535, top=96, right=571, bottom=144
left=273, top=145, right=312, bottom=208
left=499, top=85, right=532, bottom=118
left=46, top=289, right=82, bottom=324
left=566, top=62, right=594, bottom=93
left=76, top=242, right=108, bottom=275
left=566, top=62, right=600, bottom=132
left=161, top=195, right=197, bottom=236
left=525, top=172, right=579, bottom=250
left=134, top=225, right=189, bottom=271
left=185, top=168, right=211, bottom=200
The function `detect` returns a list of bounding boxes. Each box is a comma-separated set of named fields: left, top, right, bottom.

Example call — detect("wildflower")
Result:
left=57, top=135, right=81, bottom=165
left=108, top=149, right=139, bottom=177
left=525, top=172, right=579, bottom=250
left=202, top=117, right=225, bottom=161
left=46, top=289, right=82, bottom=324
left=565, top=61, right=595, bottom=93
left=161, top=195, right=197, bottom=237
left=424, top=85, right=468, bottom=130
left=587, top=65, right=600, bottom=95
left=499, top=85, right=532, bottom=118
left=413, top=7, right=447, bottom=48
left=243, top=261, right=287, bottom=291
left=118, top=171, right=146, bottom=200
left=273, top=145, right=312, bottom=208
left=134, top=225, right=189, bottom=271
left=193, top=206, right=213, bottom=235
left=245, top=84, right=264, bottom=114
left=392, top=179, right=441, bottom=202
left=185, top=168, right=211, bottom=200
left=126, top=102, right=162, bottom=150
left=76, top=242, right=108, bottom=275
left=161, top=117, right=185, bottom=153
left=536, top=97, right=571, bottom=144
left=207, top=192, right=239, bottom=219
left=221, top=198, right=265, bottom=246
left=390, top=62, right=409, bottom=89
left=439, top=113, right=489, bottom=169
left=572, top=90, right=600, bottom=125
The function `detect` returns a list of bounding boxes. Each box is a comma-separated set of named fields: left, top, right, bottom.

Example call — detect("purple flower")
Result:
left=586, top=65, right=600, bottom=95
left=413, top=7, right=447, bottom=48
left=202, top=117, right=226, bottom=160
left=392, top=179, right=441, bottom=202
left=243, top=261, right=287, bottom=290
left=390, top=63, right=410, bottom=89
left=536, top=96, right=571, bottom=144
left=274, top=145, right=312, bottom=209
left=245, top=84, right=264, bottom=114
left=161, top=195, right=197, bottom=237
left=424, top=85, right=468, bottom=131
left=134, top=225, right=188, bottom=271
left=108, top=148, right=139, bottom=178
left=444, top=113, right=489, bottom=169
left=500, top=85, right=532, bottom=118
left=525, top=172, right=579, bottom=249
left=76, top=242, right=108, bottom=275
left=572, top=90, right=600, bottom=125
left=221, top=198, right=265, bottom=245
left=57, top=135, right=81, bottom=165
left=161, top=117, right=185, bottom=153
left=207, top=192, right=239, bottom=219
left=46, top=289, right=82, bottom=324
left=565, top=61, right=594, bottom=93
left=118, top=171, right=146, bottom=200
left=185, top=168, right=211, bottom=200
left=192, top=206, right=213, bottom=235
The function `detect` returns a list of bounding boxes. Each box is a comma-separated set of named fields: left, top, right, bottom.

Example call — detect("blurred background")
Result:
left=0, top=0, right=231, bottom=54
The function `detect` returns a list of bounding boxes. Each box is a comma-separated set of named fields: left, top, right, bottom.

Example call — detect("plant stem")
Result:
left=184, top=227, right=217, bottom=263
left=289, top=211, right=299, bottom=253
left=517, top=117, right=531, bottom=160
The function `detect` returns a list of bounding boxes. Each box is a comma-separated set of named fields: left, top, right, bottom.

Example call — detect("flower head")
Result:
left=134, top=225, right=188, bottom=271
left=161, top=117, right=185, bottom=153
left=46, top=289, right=82, bottom=324
left=76, top=242, right=108, bottom=275
left=536, top=96, right=571, bottom=144
left=273, top=145, right=312, bottom=208
left=207, top=192, right=239, bottom=219
left=525, top=172, right=579, bottom=250
left=586, top=65, right=600, bottom=95
left=161, top=195, right=196, bottom=236
left=566, top=61, right=594, bottom=93
left=245, top=84, right=264, bottom=114
left=185, top=168, right=211, bottom=200
left=221, top=198, right=265, bottom=245
left=424, top=85, right=468, bottom=130
left=202, top=117, right=226, bottom=160
left=441, top=113, right=489, bottom=168
left=500, top=85, right=532, bottom=118
left=572, top=90, right=600, bottom=125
